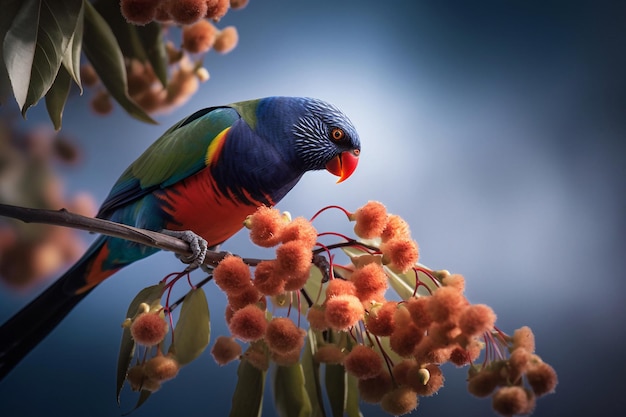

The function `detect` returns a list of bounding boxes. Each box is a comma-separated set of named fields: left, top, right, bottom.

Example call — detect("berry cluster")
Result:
left=86, top=0, right=246, bottom=116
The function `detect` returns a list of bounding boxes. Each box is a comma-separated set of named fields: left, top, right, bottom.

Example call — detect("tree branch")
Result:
left=0, top=203, right=231, bottom=266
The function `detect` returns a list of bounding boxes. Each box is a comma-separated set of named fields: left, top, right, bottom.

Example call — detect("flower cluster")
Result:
left=190, top=202, right=555, bottom=416
left=86, top=0, right=245, bottom=117
left=118, top=201, right=557, bottom=416
left=122, top=300, right=181, bottom=392
left=210, top=208, right=318, bottom=367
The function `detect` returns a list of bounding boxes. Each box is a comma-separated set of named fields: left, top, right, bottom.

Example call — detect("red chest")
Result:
left=156, top=168, right=266, bottom=247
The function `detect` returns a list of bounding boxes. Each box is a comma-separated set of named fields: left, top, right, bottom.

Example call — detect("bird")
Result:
left=0, top=96, right=361, bottom=380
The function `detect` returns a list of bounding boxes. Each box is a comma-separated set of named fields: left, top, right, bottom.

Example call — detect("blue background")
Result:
left=1, top=0, right=625, bottom=416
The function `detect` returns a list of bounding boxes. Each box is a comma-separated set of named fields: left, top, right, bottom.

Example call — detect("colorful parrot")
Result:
left=0, top=96, right=360, bottom=380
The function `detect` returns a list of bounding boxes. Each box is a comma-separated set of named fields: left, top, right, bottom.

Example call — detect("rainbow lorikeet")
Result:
left=0, top=96, right=360, bottom=379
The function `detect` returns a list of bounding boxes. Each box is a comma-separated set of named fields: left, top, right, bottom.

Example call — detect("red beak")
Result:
left=325, top=150, right=359, bottom=183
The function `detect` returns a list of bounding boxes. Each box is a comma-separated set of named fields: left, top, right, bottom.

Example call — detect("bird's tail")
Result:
left=0, top=236, right=118, bottom=381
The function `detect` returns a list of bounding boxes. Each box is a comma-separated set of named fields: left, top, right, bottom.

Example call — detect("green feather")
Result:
left=228, top=98, right=261, bottom=131
left=131, top=107, right=239, bottom=188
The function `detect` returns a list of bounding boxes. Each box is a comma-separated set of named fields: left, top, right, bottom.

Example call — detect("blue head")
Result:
left=234, top=96, right=361, bottom=183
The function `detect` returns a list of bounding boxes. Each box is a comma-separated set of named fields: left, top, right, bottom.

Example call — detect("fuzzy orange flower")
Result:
left=381, top=214, right=411, bottom=242
left=381, top=386, right=419, bottom=416
left=246, top=206, right=285, bottom=247
left=265, top=317, right=305, bottom=354
left=324, top=294, right=364, bottom=331
left=492, top=386, right=534, bottom=416
left=351, top=201, right=388, bottom=239
left=205, top=0, right=229, bottom=20
left=120, top=0, right=158, bottom=25
left=281, top=217, right=318, bottom=249
left=405, top=297, right=433, bottom=329
left=307, top=306, right=328, bottom=331
left=228, top=304, right=267, bottom=342
left=343, top=345, right=383, bottom=379
left=144, top=354, right=180, bottom=382
left=381, top=238, right=419, bottom=273
left=325, top=278, right=357, bottom=298
left=130, top=312, right=168, bottom=346
left=512, top=326, right=536, bottom=353
left=458, top=304, right=496, bottom=337
left=167, top=0, right=208, bottom=25
left=213, top=26, right=239, bottom=53
left=427, top=286, right=467, bottom=323
left=213, top=254, right=252, bottom=295
left=182, top=20, right=217, bottom=53
left=358, top=371, right=393, bottom=404
left=211, top=336, right=242, bottom=365
left=364, top=301, right=396, bottom=336
left=350, top=262, right=388, bottom=303
left=275, top=240, right=312, bottom=278
left=253, top=260, right=285, bottom=296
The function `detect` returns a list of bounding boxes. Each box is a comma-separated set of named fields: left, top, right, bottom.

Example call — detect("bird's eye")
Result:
left=330, top=127, right=345, bottom=141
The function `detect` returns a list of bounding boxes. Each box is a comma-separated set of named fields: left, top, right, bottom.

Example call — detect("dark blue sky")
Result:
left=1, top=1, right=625, bottom=416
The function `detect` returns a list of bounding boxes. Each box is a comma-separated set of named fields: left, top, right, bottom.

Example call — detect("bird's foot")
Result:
left=161, top=229, right=208, bottom=271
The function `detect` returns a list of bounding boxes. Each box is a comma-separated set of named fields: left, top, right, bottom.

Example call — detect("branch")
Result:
left=0, top=203, right=231, bottom=266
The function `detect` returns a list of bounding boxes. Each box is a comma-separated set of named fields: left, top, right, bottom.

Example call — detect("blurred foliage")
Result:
left=0, top=118, right=96, bottom=288
left=0, top=0, right=245, bottom=129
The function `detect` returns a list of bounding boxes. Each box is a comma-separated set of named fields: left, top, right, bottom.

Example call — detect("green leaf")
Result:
left=3, top=0, right=83, bottom=116
left=324, top=364, right=346, bottom=417
left=2, top=0, right=39, bottom=113
left=0, top=0, right=24, bottom=48
left=45, top=65, right=71, bottom=130
left=136, top=23, right=167, bottom=87
left=273, top=363, right=313, bottom=417
left=302, top=265, right=326, bottom=313
left=345, top=374, right=363, bottom=417
left=302, top=330, right=326, bottom=417
left=116, top=283, right=165, bottom=404
left=229, top=359, right=266, bottom=417
left=82, top=0, right=156, bottom=124
left=122, top=389, right=152, bottom=416
left=61, top=0, right=84, bottom=89
left=92, top=0, right=167, bottom=87
left=384, top=265, right=416, bottom=300
left=169, top=287, right=210, bottom=366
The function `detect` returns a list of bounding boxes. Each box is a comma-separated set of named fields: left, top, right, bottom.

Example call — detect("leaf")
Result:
left=93, top=0, right=167, bottom=87
left=273, top=363, right=313, bottom=417
left=384, top=265, right=416, bottom=300
left=345, top=374, right=363, bottom=417
left=2, top=0, right=39, bottom=112
left=0, top=0, right=24, bottom=47
left=45, top=65, right=71, bottom=130
left=116, top=283, right=165, bottom=404
left=302, top=330, right=326, bottom=417
left=136, top=22, right=167, bottom=87
left=82, top=0, right=156, bottom=124
left=61, top=0, right=84, bottom=89
left=122, top=389, right=152, bottom=416
left=3, top=0, right=83, bottom=116
left=169, top=287, right=210, bottom=366
left=229, top=359, right=266, bottom=417
left=302, top=265, right=326, bottom=313
left=324, top=364, right=346, bottom=417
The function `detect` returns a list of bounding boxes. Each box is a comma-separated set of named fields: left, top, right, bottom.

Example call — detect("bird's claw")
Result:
left=162, top=230, right=208, bottom=271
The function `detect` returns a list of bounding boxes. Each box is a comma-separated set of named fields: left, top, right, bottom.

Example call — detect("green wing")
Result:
left=97, top=106, right=240, bottom=218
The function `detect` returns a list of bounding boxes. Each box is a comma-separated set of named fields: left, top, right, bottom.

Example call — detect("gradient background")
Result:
left=1, top=0, right=625, bottom=416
